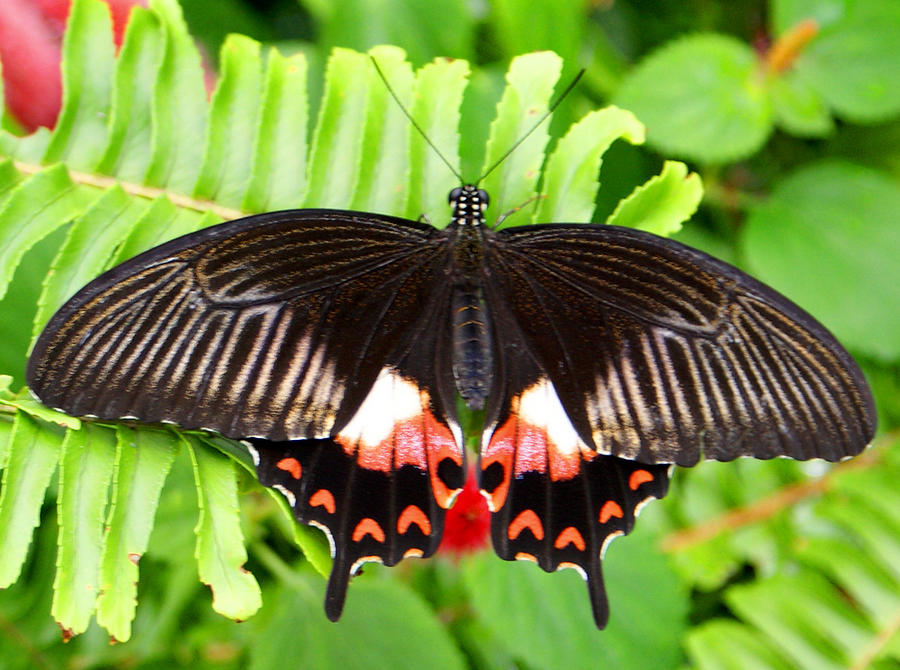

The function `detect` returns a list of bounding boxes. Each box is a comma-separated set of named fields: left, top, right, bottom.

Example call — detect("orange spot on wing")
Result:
left=508, top=509, right=544, bottom=541
left=599, top=500, right=624, bottom=524
left=514, top=552, right=537, bottom=563
left=276, top=457, right=302, bottom=479
left=554, top=527, right=586, bottom=551
left=352, top=518, right=386, bottom=543
left=397, top=505, right=432, bottom=536
left=309, top=489, right=336, bottom=514
left=629, top=469, right=654, bottom=490
left=422, top=406, right=463, bottom=509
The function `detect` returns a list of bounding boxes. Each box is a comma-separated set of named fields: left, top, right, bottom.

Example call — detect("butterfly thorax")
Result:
left=447, top=185, right=492, bottom=410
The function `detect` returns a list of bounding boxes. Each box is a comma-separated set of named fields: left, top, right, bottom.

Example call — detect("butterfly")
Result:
left=26, top=179, right=876, bottom=628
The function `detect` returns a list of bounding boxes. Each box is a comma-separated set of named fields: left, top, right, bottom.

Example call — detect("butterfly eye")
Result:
left=477, top=189, right=489, bottom=208
left=448, top=187, right=463, bottom=204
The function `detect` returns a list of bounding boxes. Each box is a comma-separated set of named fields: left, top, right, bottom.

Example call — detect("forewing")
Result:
left=27, top=209, right=453, bottom=442
left=483, top=223, right=876, bottom=466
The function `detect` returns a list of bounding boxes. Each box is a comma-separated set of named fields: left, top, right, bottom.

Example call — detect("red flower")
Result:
left=0, top=0, right=143, bottom=131
left=439, top=465, right=490, bottom=555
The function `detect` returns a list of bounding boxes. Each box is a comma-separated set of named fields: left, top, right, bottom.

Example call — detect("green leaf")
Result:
left=536, top=105, right=644, bottom=224
left=193, top=34, right=263, bottom=208
left=302, top=0, right=472, bottom=67
left=42, top=0, right=115, bottom=170
left=242, top=48, right=309, bottom=212
left=303, top=48, right=370, bottom=209
left=250, top=570, right=466, bottom=670
left=461, top=530, right=687, bottom=669
left=351, top=45, right=413, bottom=215
left=727, top=572, right=875, bottom=669
left=0, top=415, right=12, bottom=471
left=480, top=51, right=560, bottom=225
left=770, top=68, right=834, bottom=137
left=1, top=391, right=82, bottom=430
left=0, top=413, right=64, bottom=588
left=51, top=423, right=116, bottom=637
left=95, top=7, right=165, bottom=181
left=32, top=185, right=149, bottom=339
left=404, top=57, right=468, bottom=223
left=108, top=196, right=213, bottom=266
left=96, top=426, right=179, bottom=642
left=742, top=160, right=900, bottom=361
left=614, top=33, right=772, bottom=163
left=687, top=620, right=797, bottom=670
left=185, top=434, right=262, bottom=621
left=489, top=0, right=584, bottom=66
left=143, top=0, right=209, bottom=191
left=795, top=3, right=900, bottom=123
left=0, top=165, right=95, bottom=302
left=605, top=160, right=702, bottom=236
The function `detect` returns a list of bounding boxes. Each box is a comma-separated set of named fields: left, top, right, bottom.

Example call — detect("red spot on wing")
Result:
left=309, top=489, right=336, bottom=514
left=352, top=518, right=386, bottom=543
left=554, top=526, right=586, bottom=551
left=482, top=402, right=595, bottom=513
left=629, top=469, right=654, bottom=490
left=397, top=505, right=432, bottom=536
left=599, top=500, right=624, bottom=524
left=508, top=509, right=544, bottom=541
left=276, top=457, right=302, bottom=479
left=336, top=389, right=462, bottom=509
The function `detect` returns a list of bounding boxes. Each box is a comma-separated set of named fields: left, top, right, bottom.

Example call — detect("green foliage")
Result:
left=0, top=0, right=702, bottom=663
left=742, top=160, right=900, bottom=361
left=613, top=0, right=900, bottom=163
left=0, top=0, right=897, bottom=668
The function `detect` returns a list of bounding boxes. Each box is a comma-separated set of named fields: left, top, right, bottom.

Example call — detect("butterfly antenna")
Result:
left=476, top=68, right=585, bottom=185
left=370, top=56, right=464, bottom=183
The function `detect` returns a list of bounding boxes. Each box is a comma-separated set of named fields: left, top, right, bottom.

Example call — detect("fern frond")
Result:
left=0, top=0, right=698, bottom=642
left=671, top=437, right=900, bottom=669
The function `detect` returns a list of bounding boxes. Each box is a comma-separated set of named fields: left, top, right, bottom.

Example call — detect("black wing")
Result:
left=27, top=209, right=458, bottom=442
left=482, top=223, right=876, bottom=467
left=28, top=209, right=468, bottom=620
left=478, top=295, right=671, bottom=628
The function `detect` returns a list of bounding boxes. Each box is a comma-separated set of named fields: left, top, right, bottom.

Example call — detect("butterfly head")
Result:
left=449, top=185, right=489, bottom=227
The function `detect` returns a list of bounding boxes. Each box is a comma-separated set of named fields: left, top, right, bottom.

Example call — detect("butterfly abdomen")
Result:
left=452, top=287, right=492, bottom=410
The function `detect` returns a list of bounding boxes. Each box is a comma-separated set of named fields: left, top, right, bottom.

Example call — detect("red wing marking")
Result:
left=515, top=552, right=538, bottom=563
left=351, top=518, right=386, bottom=543
left=309, top=488, right=336, bottom=514
left=276, top=457, right=302, bottom=479
left=553, top=526, right=586, bottom=551
left=397, top=505, right=432, bottom=536
left=629, top=469, right=655, bottom=490
left=335, top=368, right=463, bottom=509
left=482, top=378, right=598, bottom=511
left=599, top=500, right=625, bottom=524
left=508, top=509, right=544, bottom=541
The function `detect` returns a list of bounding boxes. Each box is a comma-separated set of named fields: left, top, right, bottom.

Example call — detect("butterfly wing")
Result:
left=483, top=223, right=876, bottom=467
left=478, top=222, right=875, bottom=627
left=478, top=299, right=671, bottom=627
left=28, top=209, right=459, bottom=442
left=28, top=209, right=467, bottom=619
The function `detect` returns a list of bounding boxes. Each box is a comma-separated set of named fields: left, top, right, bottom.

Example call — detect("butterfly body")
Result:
left=27, top=184, right=875, bottom=628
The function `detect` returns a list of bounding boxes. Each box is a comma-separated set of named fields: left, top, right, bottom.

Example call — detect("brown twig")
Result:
left=661, top=435, right=893, bottom=553
left=11, top=160, right=245, bottom=221
left=766, top=19, right=819, bottom=73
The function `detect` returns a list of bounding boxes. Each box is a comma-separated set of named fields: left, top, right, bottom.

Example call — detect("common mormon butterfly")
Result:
left=26, top=68, right=876, bottom=629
